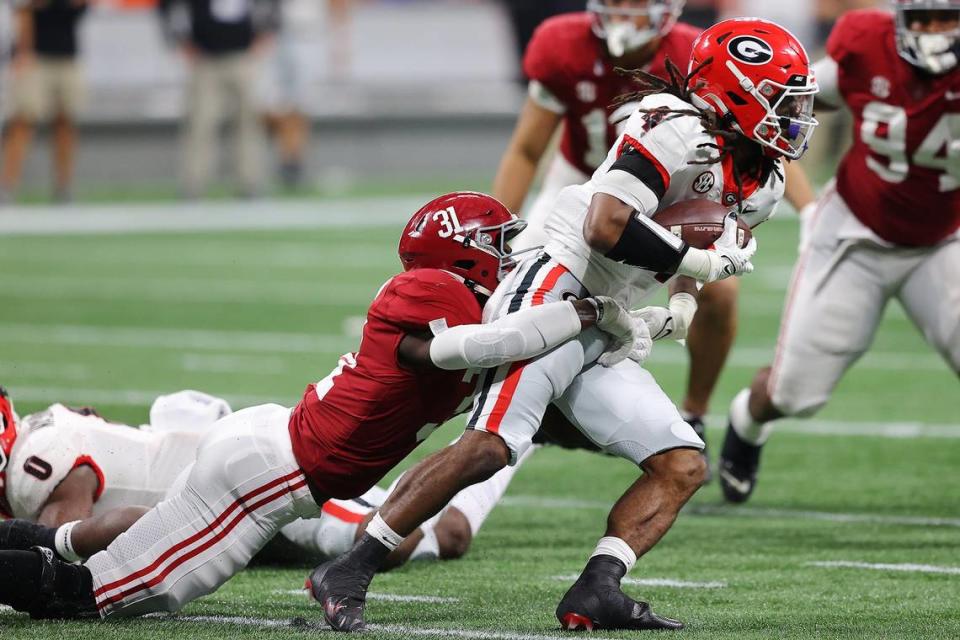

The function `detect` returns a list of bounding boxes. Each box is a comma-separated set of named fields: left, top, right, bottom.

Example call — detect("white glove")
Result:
left=590, top=296, right=655, bottom=367
left=711, top=213, right=757, bottom=280
left=633, top=305, right=673, bottom=341
left=797, top=201, right=818, bottom=253
left=589, top=296, right=635, bottom=367
left=676, top=213, right=758, bottom=283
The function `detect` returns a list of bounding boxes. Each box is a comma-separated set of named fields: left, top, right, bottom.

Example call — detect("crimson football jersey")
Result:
left=830, top=10, right=960, bottom=246
left=524, top=12, right=700, bottom=176
left=288, top=269, right=482, bottom=499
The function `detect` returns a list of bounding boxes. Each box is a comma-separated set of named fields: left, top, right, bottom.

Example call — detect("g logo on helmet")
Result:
left=728, top=35, right=773, bottom=65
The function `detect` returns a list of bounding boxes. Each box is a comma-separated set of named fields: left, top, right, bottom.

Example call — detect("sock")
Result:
left=364, top=513, right=403, bottom=552
left=729, top=389, right=774, bottom=446
left=55, top=521, right=84, bottom=563
left=447, top=444, right=535, bottom=535
left=0, top=550, right=43, bottom=609
left=590, top=536, right=637, bottom=574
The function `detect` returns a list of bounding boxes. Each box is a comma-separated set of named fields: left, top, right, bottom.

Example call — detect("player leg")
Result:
left=719, top=190, right=896, bottom=503
left=896, top=238, right=960, bottom=375
left=0, top=404, right=321, bottom=619
left=552, top=360, right=703, bottom=631
left=680, top=276, right=739, bottom=479
left=308, top=256, right=602, bottom=631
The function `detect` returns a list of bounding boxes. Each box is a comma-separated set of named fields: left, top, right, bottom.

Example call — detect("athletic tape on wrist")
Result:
left=365, top=513, right=404, bottom=551
left=55, top=520, right=84, bottom=563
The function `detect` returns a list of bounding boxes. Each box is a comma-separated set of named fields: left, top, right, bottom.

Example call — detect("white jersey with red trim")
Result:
left=5, top=403, right=215, bottom=521
left=543, top=93, right=784, bottom=308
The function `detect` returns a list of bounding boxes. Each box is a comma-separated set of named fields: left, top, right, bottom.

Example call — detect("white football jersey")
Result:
left=543, top=93, right=784, bottom=308
left=5, top=392, right=230, bottom=521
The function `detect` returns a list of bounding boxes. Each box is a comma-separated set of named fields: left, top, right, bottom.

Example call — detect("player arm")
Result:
left=398, top=299, right=605, bottom=371
left=35, top=466, right=99, bottom=528
left=491, top=95, right=564, bottom=212
left=784, top=161, right=817, bottom=212
left=633, top=276, right=698, bottom=341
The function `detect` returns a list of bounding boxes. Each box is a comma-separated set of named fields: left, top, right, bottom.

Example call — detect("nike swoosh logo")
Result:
left=946, top=90, right=960, bottom=100
left=718, top=468, right=753, bottom=495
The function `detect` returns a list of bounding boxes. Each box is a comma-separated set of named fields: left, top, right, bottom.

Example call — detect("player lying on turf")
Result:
left=310, top=17, right=817, bottom=633
left=493, top=0, right=819, bottom=474
left=0, top=388, right=409, bottom=567
left=0, top=191, right=649, bottom=620
left=717, top=0, right=960, bottom=504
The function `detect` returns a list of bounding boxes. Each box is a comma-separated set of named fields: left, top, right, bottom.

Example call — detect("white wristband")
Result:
left=676, top=247, right=722, bottom=282
left=55, top=520, right=84, bottom=563
left=667, top=292, right=697, bottom=341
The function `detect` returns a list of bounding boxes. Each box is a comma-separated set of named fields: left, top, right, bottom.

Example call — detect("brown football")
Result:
left=651, top=199, right=752, bottom=249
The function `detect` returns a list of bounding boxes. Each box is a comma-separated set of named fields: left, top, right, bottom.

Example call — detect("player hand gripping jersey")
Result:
left=0, top=192, right=642, bottom=621
left=311, top=18, right=818, bottom=633
left=719, top=2, right=960, bottom=505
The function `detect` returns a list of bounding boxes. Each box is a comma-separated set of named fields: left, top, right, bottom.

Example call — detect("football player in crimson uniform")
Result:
left=0, top=192, right=644, bottom=620
left=718, top=1, right=960, bottom=504
left=312, top=18, right=818, bottom=633
left=493, top=0, right=817, bottom=467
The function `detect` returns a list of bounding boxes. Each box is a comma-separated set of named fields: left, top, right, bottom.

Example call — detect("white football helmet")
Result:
left=588, top=0, right=686, bottom=57
left=894, top=0, right=960, bottom=74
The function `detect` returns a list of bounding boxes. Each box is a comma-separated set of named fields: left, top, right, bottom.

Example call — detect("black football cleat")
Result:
left=718, top=424, right=763, bottom=504
left=686, top=415, right=712, bottom=485
left=306, top=556, right=375, bottom=632
left=0, top=547, right=98, bottom=620
left=0, top=519, right=58, bottom=553
left=556, top=556, right=684, bottom=632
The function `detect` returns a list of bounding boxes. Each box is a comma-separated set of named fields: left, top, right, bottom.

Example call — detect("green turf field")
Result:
left=0, top=200, right=957, bottom=639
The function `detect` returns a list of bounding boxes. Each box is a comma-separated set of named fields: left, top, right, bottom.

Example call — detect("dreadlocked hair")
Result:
left=611, top=57, right=784, bottom=210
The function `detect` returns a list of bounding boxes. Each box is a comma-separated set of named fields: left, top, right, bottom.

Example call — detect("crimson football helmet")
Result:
left=588, top=0, right=686, bottom=56
left=398, top=192, right=528, bottom=297
left=894, top=0, right=960, bottom=74
left=688, top=18, right=818, bottom=160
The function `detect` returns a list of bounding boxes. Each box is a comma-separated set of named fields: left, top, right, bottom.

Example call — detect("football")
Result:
left=651, top=199, right=753, bottom=249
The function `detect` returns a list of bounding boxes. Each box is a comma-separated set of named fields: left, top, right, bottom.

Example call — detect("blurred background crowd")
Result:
left=0, top=0, right=881, bottom=205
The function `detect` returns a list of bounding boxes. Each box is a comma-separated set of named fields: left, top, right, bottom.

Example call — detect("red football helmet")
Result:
left=687, top=18, right=818, bottom=159
left=398, top=192, right=528, bottom=297
left=588, top=0, right=687, bottom=56
left=894, top=0, right=960, bottom=74
left=0, top=387, right=20, bottom=513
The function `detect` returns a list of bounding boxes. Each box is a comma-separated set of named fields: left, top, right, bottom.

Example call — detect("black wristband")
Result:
left=605, top=212, right=690, bottom=273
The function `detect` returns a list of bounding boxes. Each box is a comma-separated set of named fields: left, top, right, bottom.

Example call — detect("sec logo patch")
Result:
left=693, top=171, right=715, bottom=194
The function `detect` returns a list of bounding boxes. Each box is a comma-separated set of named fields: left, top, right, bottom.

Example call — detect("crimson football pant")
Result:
left=469, top=252, right=704, bottom=466
left=86, top=404, right=320, bottom=617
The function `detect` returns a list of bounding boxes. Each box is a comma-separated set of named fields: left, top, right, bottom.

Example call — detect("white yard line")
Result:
left=808, top=561, right=960, bottom=575
left=274, top=589, right=460, bottom=604
left=500, top=496, right=960, bottom=529
left=148, top=614, right=576, bottom=640
left=553, top=575, right=726, bottom=589
left=0, top=197, right=427, bottom=236
left=180, top=354, right=291, bottom=375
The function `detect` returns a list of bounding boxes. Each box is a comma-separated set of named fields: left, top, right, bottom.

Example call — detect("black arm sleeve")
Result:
left=608, top=145, right=667, bottom=200
left=605, top=211, right=690, bottom=273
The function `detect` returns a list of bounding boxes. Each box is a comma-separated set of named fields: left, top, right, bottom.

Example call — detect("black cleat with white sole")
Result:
left=718, top=424, right=763, bottom=503
left=555, top=556, right=684, bottom=632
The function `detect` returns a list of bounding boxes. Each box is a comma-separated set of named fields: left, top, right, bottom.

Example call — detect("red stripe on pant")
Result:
left=94, top=469, right=306, bottom=606
left=97, top=476, right=309, bottom=611
left=322, top=501, right=367, bottom=524
left=531, top=264, right=569, bottom=306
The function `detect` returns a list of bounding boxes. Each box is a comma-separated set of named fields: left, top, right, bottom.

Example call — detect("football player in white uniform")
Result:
left=311, top=18, right=818, bottom=632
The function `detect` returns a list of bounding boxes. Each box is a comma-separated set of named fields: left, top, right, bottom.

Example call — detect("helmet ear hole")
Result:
left=453, top=259, right=476, bottom=270
left=726, top=91, right=749, bottom=106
